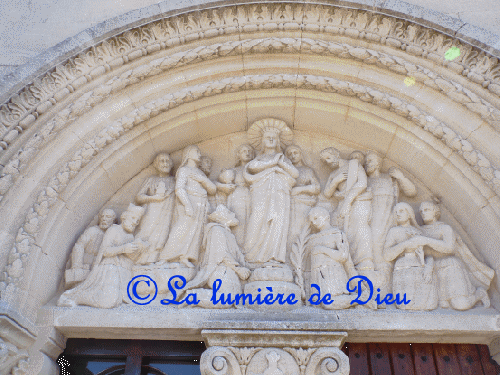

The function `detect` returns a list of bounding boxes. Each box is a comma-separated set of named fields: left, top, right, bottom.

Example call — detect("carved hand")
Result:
left=291, top=187, right=302, bottom=196
left=388, top=167, right=405, bottom=180
left=235, top=266, right=251, bottom=280
left=123, top=242, right=140, bottom=254
left=337, top=171, right=348, bottom=182
left=152, top=193, right=167, bottom=202
left=218, top=183, right=236, bottom=194
left=405, top=235, right=429, bottom=248
left=338, top=203, right=350, bottom=220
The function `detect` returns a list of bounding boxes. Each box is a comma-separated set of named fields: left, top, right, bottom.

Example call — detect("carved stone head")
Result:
left=349, top=150, right=366, bottom=165
left=365, top=152, right=382, bottom=174
left=218, top=168, right=235, bottom=184
left=419, top=201, right=441, bottom=224
left=200, top=156, right=212, bottom=176
left=285, top=145, right=303, bottom=165
left=247, top=118, right=293, bottom=153
left=394, top=202, right=419, bottom=228
left=235, top=144, right=254, bottom=165
left=262, top=128, right=281, bottom=152
left=208, top=204, right=239, bottom=227
left=308, top=206, right=331, bottom=231
left=320, top=147, right=340, bottom=169
left=153, top=152, right=174, bottom=175
left=98, top=209, right=116, bottom=230
left=120, top=204, right=145, bottom=233
left=179, top=145, right=202, bottom=169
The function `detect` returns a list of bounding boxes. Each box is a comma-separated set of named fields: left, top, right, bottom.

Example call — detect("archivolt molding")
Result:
left=1, top=37, right=500, bottom=205
left=1, top=2, right=500, bottom=158
left=2, top=73, right=499, bottom=295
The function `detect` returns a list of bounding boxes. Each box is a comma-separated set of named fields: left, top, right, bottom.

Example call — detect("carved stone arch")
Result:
left=1, top=1, right=500, bottom=374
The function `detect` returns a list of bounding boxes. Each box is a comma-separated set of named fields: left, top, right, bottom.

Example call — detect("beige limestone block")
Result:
left=148, top=112, right=204, bottom=154
left=192, top=95, right=248, bottom=140
left=246, top=92, right=297, bottom=128
left=298, top=54, right=362, bottom=83
left=468, top=123, right=500, bottom=168
left=410, top=85, right=484, bottom=138
left=386, top=127, right=451, bottom=189
left=179, top=55, right=246, bottom=88
left=356, top=63, right=424, bottom=102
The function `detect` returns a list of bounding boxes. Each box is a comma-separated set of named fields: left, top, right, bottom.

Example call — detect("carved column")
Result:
left=201, top=329, right=349, bottom=375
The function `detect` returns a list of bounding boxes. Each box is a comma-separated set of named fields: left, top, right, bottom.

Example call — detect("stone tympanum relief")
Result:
left=64, top=208, right=117, bottom=288
left=383, top=203, right=438, bottom=311
left=134, top=152, right=175, bottom=265
left=180, top=204, right=251, bottom=309
left=159, top=145, right=216, bottom=268
left=57, top=118, right=494, bottom=312
left=58, top=204, right=147, bottom=308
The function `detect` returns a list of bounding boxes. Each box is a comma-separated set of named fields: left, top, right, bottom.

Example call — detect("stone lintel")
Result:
left=202, top=329, right=348, bottom=349
left=48, top=305, right=500, bottom=344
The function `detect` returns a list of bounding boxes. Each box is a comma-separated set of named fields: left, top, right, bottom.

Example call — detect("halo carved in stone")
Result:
left=247, top=118, right=294, bottom=151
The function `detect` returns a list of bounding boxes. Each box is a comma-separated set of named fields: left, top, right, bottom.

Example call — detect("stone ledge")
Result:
left=202, top=329, right=348, bottom=348
left=44, top=304, right=500, bottom=344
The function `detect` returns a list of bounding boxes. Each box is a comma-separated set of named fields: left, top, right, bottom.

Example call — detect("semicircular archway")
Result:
left=1, top=1, right=500, bottom=374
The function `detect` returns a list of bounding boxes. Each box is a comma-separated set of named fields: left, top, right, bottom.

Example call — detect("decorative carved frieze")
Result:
left=1, top=2, right=500, bottom=169
left=2, top=37, right=500, bottom=205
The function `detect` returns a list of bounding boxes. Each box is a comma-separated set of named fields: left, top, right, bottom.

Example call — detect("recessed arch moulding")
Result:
left=1, top=1, right=500, bottom=374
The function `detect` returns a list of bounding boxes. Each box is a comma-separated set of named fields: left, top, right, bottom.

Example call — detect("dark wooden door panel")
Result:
left=61, top=339, right=500, bottom=375
left=456, top=344, right=484, bottom=375
left=349, top=343, right=370, bottom=375
left=478, top=344, right=500, bottom=375
left=412, top=343, right=438, bottom=375
left=369, top=343, right=392, bottom=375
left=434, top=344, right=463, bottom=375
left=390, top=343, right=415, bottom=375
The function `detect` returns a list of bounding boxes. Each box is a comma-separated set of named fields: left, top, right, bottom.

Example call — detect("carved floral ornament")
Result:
left=2, top=37, right=500, bottom=206
left=1, top=2, right=500, bottom=202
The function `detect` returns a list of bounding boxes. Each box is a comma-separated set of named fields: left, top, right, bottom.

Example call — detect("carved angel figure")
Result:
left=179, top=205, right=250, bottom=308
left=285, top=145, right=320, bottom=252
left=57, top=204, right=147, bottom=309
left=158, top=145, right=216, bottom=268
left=413, top=201, right=493, bottom=310
left=383, top=203, right=438, bottom=310
left=243, top=119, right=298, bottom=266
left=64, top=208, right=116, bottom=288
left=307, top=207, right=357, bottom=310
left=134, top=153, right=175, bottom=265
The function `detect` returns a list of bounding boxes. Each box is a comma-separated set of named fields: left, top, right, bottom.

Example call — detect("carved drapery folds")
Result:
left=201, top=330, right=349, bottom=375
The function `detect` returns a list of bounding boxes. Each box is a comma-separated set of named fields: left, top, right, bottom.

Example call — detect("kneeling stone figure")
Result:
left=180, top=204, right=251, bottom=308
